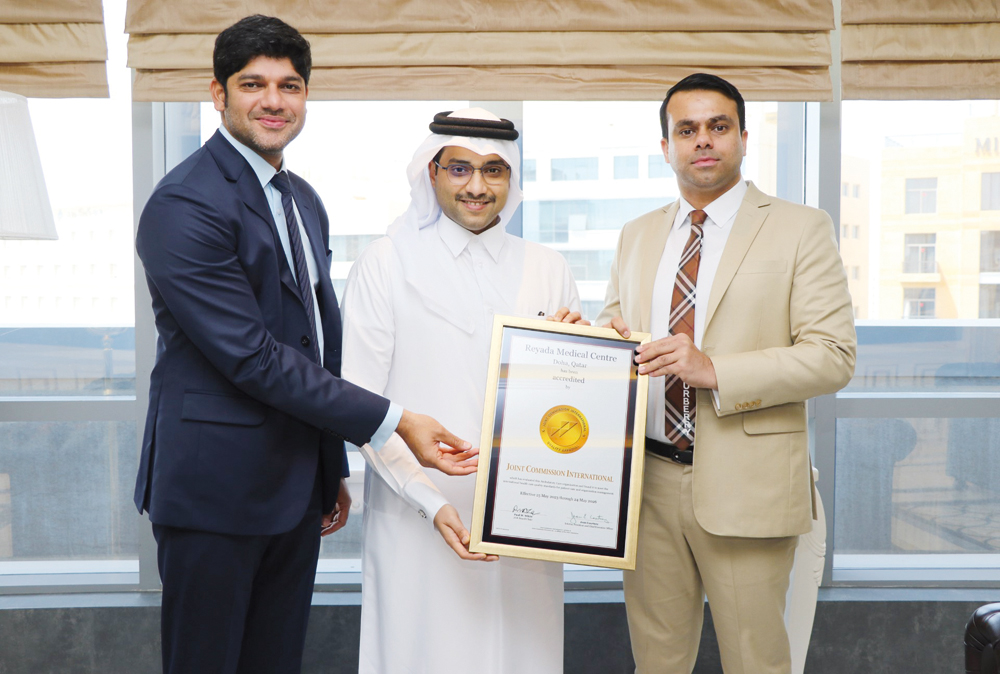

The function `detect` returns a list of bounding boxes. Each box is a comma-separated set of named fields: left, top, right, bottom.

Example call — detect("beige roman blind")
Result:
left=126, top=0, right=834, bottom=102
left=0, top=1, right=109, bottom=98
left=843, top=0, right=1000, bottom=99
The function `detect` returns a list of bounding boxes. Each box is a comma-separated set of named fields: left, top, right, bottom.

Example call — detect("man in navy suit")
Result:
left=134, top=15, right=476, bottom=674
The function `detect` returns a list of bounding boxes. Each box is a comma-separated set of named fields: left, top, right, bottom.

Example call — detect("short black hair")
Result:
left=659, top=73, right=746, bottom=139
left=213, top=15, right=311, bottom=91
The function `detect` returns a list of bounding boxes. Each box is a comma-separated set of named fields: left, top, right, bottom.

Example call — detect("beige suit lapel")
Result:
left=639, top=202, right=679, bottom=332
left=703, top=182, right=770, bottom=331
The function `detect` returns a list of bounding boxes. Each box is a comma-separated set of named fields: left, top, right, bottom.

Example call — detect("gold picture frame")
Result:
left=469, top=315, right=649, bottom=570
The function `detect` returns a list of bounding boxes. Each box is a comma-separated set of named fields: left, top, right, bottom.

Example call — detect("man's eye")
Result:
left=483, top=167, right=504, bottom=176
left=448, top=166, right=471, bottom=176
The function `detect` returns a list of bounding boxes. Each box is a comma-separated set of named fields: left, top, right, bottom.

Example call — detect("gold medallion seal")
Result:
left=539, top=405, right=589, bottom=454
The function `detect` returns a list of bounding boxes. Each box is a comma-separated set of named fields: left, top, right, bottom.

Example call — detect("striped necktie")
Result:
left=269, top=171, right=321, bottom=364
left=664, top=209, right=706, bottom=449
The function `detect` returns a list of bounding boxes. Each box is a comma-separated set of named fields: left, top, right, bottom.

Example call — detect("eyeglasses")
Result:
left=434, top=161, right=510, bottom=186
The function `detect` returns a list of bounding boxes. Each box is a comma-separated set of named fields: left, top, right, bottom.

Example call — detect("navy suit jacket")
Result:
left=134, top=131, right=390, bottom=536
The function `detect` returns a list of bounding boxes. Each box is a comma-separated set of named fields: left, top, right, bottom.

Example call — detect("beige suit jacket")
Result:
left=598, top=182, right=856, bottom=538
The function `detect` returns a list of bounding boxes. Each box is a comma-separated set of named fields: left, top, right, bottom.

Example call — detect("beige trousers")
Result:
left=623, top=455, right=798, bottom=674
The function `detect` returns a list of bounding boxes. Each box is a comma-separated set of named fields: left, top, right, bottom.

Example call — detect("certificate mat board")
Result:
left=470, top=316, right=649, bottom=570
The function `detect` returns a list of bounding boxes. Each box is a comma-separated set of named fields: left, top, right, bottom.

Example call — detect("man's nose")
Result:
left=466, top=168, right=488, bottom=193
left=261, top=84, right=283, bottom=110
left=695, top=126, right=712, bottom=149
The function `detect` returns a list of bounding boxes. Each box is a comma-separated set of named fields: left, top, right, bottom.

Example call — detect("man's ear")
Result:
left=428, top=160, right=438, bottom=187
left=210, top=78, right=226, bottom=113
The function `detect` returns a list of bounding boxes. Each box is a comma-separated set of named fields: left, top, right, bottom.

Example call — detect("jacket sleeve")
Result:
left=136, top=183, right=390, bottom=445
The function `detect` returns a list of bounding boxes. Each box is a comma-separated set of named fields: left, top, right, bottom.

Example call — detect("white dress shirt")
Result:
left=645, top=179, right=747, bottom=442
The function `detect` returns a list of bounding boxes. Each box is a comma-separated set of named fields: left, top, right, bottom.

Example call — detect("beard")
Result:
left=223, top=106, right=303, bottom=157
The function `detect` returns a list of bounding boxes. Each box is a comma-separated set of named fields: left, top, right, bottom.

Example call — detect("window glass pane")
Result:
left=0, top=0, right=134, bottom=399
left=523, top=101, right=790, bottom=322
left=551, top=157, right=599, bottom=181
left=834, top=418, right=1000, bottom=575
left=981, top=172, right=1000, bottom=210
left=0, top=421, right=138, bottom=565
left=846, top=324, right=1000, bottom=393
left=613, top=155, right=638, bottom=179
left=982, top=231, right=1000, bottom=272
left=523, top=158, right=537, bottom=182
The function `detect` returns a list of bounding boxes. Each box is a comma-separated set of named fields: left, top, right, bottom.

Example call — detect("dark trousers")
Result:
left=153, top=482, right=323, bottom=674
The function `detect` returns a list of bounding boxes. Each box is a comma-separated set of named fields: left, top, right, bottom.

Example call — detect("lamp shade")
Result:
left=0, top=91, right=57, bottom=240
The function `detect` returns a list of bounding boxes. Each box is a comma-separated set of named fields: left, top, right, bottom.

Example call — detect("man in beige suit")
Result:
left=599, top=74, right=856, bottom=673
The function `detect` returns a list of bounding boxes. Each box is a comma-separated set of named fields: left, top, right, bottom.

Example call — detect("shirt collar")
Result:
left=436, top=211, right=506, bottom=262
left=676, top=179, right=748, bottom=228
left=218, top=124, right=284, bottom=190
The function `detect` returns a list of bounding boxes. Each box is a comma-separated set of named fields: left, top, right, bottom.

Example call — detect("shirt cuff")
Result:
left=369, top=402, right=403, bottom=452
left=403, top=481, right=450, bottom=529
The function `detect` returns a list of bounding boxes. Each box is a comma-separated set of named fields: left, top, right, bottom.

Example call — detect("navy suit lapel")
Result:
left=206, top=132, right=299, bottom=299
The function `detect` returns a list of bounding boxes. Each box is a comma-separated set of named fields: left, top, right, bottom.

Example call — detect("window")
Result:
left=853, top=184, right=860, bottom=198
left=905, top=177, right=937, bottom=214
left=903, top=287, right=936, bottom=318
left=982, top=231, right=1000, bottom=272
left=561, top=250, right=615, bottom=281
left=982, top=172, right=1000, bottom=210
left=550, top=157, right=598, bottom=181
left=526, top=197, right=667, bottom=244
left=523, top=158, right=536, bottom=182
left=841, top=224, right=849, bottom=239
left=647, top=155, right=674, bottom=179
left=613, top=155, right=638, bottom=180
left=981, top=285, right=1000, bottom=318
left=904, top=233, right=936, bottom=273
left=842, top=181, right=849, bottom=196
left=851, top=266, right=860, bottom=280
left=853, top=225, right=860, bottom=239
left=329, top=234, right=380, bottom=262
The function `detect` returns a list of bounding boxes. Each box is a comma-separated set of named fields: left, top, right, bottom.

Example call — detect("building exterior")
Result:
left=840, top=155, right=870, bottom=319
left=880, top=115, right=1000, bottom=319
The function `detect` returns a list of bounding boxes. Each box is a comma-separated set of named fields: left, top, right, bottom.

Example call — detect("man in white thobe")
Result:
left=341, top=109, right=582, bottom=674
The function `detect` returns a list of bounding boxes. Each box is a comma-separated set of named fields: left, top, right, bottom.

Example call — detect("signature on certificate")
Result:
left=512, top=505, right=540, bottom=520
left=569, top=512, right=610, bottom=526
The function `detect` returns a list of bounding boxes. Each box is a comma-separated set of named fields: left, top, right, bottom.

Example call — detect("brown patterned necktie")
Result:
left=664, top=209, right=706, bottom=449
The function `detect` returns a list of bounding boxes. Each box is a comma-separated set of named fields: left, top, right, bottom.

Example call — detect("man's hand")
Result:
left=603, top=317, right=631, bottom=339
left=433, top=504, right=498, bottom=562
left=321, top=478, right=351, bottom=537
left=635, top=334, right=718, bottom=389
left=396, top=410, right=479, bottom=476
left=547, top=307, right=590, bottom=326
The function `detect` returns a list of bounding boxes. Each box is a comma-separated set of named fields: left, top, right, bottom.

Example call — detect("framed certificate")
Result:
left=469, top=316, right=649, bottom=570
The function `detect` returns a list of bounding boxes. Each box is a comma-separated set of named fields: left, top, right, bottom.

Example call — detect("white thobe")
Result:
left=341, top=213, right=581, bottom=674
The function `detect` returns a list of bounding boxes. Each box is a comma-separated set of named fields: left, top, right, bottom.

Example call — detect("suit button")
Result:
left=736, top=403, right=743, bottom=411
left=301, top=335, right=311, bottom=347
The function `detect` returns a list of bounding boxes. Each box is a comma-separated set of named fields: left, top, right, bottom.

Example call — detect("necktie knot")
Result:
left=270, top=171, right=291, bottom=195
left=690, top=209, right=707, bottom=227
